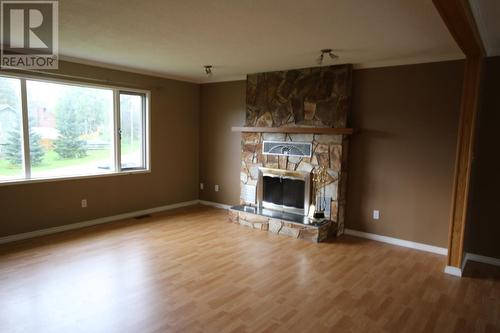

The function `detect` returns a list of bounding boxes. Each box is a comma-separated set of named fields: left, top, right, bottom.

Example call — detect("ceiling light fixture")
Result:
left=204, top=65, right=213, bottom=76
left=316, top=49, right=338, bottom=65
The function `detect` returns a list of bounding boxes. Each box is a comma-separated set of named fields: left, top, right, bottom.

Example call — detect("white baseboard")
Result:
left=0, top=200, right=199, bottom=245
left=344, top=228, right=448, bottom=256
left=444, top=265, right=462, bottom=277
left=199, top=200, right=231, bottom=210
left=343, top=230, right=499, bottom=276
left=463, top=252, right=500, bottom=269
left=442, top=253, right=500, bottom=277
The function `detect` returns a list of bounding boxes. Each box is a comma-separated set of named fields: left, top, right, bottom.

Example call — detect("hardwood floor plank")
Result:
left=0, top=205, right=499, bottom=333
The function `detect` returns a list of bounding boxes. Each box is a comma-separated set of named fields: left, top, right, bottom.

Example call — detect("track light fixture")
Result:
left=204, top=65, right=213, bottom=76
left=316, top=49, right=338, bottom=65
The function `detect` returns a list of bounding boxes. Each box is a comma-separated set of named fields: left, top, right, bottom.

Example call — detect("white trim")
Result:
left=145, top=91, right=151, bottom=171
left=0, top=169, right=151, bottom=187
left=199, top=75, right=247, bottom=84
left=200, top=54, right=467, bottom=84
left=58, top=55, right=199, bottom=84
left=0, top=71, right=151, bottom=95
left=444, top=265, right=462, bottom=277
left=20, top=79, right=31, bottom=178
left=199, top=200, right=231, bottom=210
left=113, top=89, right=121, bottom=172
left=58, top=54, right=466, bottom=85
left=463, top=252, right=500, bottom=268
left=352, top=52, right=465, bottom=70
left=344, top=229, right=448, bottom=255
left=0, top=200, right=199, bottom=245
left=0, top=200, right=235, bottom=245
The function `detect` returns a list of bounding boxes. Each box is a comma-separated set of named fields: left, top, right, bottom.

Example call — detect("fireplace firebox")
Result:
left=257, top=167, right=310, bottom=215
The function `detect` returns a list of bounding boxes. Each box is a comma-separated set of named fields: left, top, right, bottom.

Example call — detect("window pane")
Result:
left=0, top=77, right=24, bottom=181
left=27, top=80, right=114, bottom=179
left=120, top=93, right=145, bottom=169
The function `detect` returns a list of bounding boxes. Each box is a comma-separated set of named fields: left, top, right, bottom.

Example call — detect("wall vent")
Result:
left=262, top=141, right=312, bottom=157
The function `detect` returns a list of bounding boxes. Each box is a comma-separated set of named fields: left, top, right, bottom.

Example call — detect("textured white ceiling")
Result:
left=470, top=0, right=500, bottom=57
left=59, top=0, right=464, bottom=83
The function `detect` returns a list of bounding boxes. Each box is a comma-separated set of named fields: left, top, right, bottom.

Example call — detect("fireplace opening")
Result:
left=262, top=176, right=306, bottom=209
left=258, top=168, right=310, bottom=215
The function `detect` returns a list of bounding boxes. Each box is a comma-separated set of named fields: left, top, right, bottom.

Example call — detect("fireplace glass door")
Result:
left=262, top=175, right=305, bottom=213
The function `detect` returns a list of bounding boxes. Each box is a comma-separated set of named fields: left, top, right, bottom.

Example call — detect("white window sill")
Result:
left=0, top=169, right=151, bottom=187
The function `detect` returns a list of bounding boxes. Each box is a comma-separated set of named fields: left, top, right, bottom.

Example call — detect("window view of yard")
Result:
left=25, top=80, right=115, bottom=179
left=0, top=77, right=23, bottom=180
left=0, top=143, right=140, bottom=178
left=0, top=76, right=147, bottom=183
left=120, top=93, right=145, bottom=169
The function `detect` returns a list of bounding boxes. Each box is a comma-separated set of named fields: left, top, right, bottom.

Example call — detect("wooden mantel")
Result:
left=231, top=126, right=354, bottom=135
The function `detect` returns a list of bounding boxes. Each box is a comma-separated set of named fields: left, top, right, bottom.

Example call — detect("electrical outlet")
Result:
left=81, top=199, right=87, bottom=208
left=373, top=210, right=380, bottom=220
left=214, top=184, right=219, bottom=192
left=200, top=183, right=204, bottom=190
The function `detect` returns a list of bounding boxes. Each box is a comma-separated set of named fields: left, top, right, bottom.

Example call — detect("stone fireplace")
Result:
left=239, top=132, right=348, bottom=232
left=230, top=64, right=352, bottom=242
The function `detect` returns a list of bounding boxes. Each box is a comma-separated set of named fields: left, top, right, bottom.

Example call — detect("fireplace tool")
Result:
left=311, top=166, right=328, bottom=220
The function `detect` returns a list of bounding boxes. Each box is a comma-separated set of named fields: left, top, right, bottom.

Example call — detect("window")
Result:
left=27, top=81, right=115, bottom=178
left=0, top=77, right=23, bottom=181
left=0, top=74, right=150, bottom=184
left=120, top=92, right=146, bottom=170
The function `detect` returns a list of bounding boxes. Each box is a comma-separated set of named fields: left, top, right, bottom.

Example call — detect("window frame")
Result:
left=0, top=72, right=151, bottom=186
left=118, top=91, right=148, bottom=172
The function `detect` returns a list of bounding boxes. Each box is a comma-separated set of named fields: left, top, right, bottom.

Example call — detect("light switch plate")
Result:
left=373, top=210, right=380, bottom=220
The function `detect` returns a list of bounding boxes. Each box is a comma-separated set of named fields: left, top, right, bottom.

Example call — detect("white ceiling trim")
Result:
left=61, top=52, right=466, bottom=85
left=59, top=55, right=201, bottom=84
left=351, top=52, right=465, bottom=70
left=201, top=53, right=466, bottom=83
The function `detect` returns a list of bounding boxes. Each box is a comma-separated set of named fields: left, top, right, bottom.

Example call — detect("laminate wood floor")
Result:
left=0, top=205, right=498, bottom=333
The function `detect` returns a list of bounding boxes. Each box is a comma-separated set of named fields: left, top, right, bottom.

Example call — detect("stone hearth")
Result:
left=229, top=207, right=333, bottom=243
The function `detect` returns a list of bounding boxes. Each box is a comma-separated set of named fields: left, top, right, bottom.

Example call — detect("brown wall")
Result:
left=1, top=60, right=467, bottom=248
left=347, top=61, right=463, bottom=247
left=199, top=81, right=246, bottom=204
left=199, top=61, right=465, bottom=247
left=0, top=61, right=200, bottom=237
left=464, top=56, right=500, bottom=259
